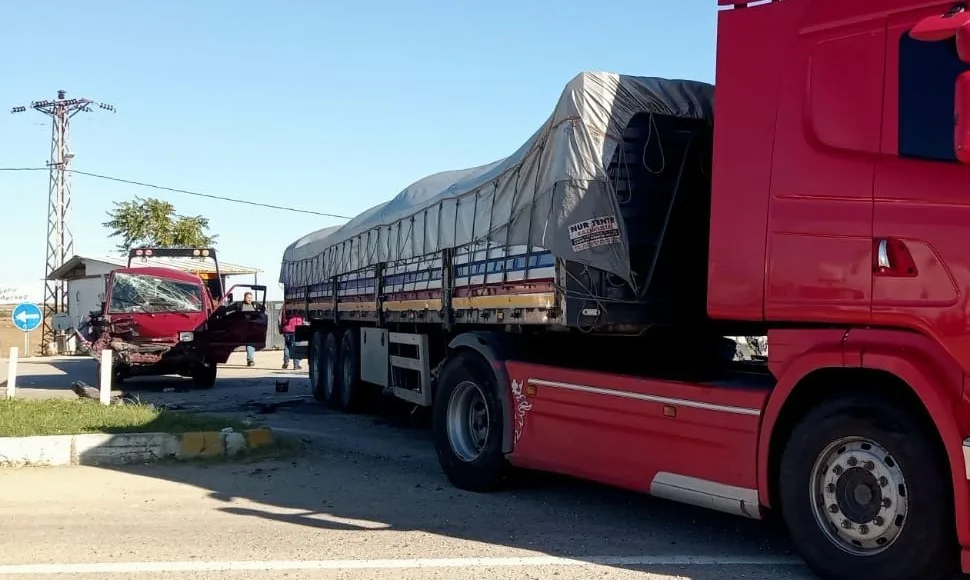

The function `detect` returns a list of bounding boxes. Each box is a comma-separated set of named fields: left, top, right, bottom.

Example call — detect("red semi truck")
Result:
left=81, top=247, right=268, bottom=387
left=279, top=2, right=970, bottom=578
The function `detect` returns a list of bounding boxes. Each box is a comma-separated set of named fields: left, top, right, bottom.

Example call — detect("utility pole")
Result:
left=11, top=91, right=115, bottom=352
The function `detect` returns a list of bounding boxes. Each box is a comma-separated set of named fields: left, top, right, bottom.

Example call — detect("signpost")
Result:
left=11, top=302, right=42, bottom=356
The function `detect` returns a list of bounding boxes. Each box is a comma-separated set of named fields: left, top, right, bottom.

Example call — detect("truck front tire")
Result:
left=191, top=362, right=217, bottom=389
left=96, top=361, right=125, bottom=388
left=779, top=393, right=956, bottom=580
left=432, top=350, right=508, bottom=492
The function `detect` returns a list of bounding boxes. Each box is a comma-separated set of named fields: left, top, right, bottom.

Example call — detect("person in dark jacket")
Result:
left=240, top=292, right=257, bottom=367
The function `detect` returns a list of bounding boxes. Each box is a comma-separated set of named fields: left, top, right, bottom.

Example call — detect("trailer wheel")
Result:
left=309, top=329, right=328, bottom=403
left=433, top=350, right=507, bottom=492
left=322, top=331, right=340, bottom=408
left=191, top=362, right=217, bottom=389
left=338, top=328, right=362, bottom=412
left=779, top=393, right=956, bottom=580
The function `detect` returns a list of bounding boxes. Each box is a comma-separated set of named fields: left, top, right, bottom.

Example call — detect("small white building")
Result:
left=48, top=254, right=261, bottom=353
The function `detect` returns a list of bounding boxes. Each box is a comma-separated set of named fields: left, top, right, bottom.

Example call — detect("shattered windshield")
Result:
left=108, top=272, right=204, bottom=313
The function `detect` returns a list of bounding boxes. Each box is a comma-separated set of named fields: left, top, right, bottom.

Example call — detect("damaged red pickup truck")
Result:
left=77, top=247, right=268, bottom=388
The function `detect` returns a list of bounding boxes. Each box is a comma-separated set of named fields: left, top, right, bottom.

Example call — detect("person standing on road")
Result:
left=240, top=292, right=257, bottom=367
left=279, top=308, right=305, bottom=370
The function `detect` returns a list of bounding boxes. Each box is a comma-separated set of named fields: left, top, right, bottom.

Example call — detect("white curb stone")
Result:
left=0, top=428, right=272, bottom=467
left=0, top=433, right=180, bottom=467
left=74, top=433, right=181, bottom=465
left=0, top=435, right=73, bottom=466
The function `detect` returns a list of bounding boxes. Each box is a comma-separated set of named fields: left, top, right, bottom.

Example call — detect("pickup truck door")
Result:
left=206, top=285, right=269, bottom=358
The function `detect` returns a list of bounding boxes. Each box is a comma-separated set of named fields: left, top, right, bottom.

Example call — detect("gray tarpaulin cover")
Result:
left=280, top=71, right=714, bottom=288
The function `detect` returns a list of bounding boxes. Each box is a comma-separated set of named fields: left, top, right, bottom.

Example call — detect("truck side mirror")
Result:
left=910, top=8, right=970, bottom=163
left=910, top=7, right=970, bottom=44
left=226, top=293, right=234, bottom=303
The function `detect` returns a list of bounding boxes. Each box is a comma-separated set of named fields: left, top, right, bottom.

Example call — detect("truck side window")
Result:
left=898, top=34, right=970, bottom=162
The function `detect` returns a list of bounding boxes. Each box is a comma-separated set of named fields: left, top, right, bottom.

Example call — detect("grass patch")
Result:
left=0, top=398, right=248, bottom=437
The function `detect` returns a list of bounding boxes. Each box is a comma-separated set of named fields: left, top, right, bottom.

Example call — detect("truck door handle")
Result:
left=874, top=238, right=918, bottom=277
left=876, top=239, right=891, bottom=269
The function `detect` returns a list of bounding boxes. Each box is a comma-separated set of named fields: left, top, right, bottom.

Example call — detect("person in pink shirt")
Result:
left=279, top=308, right=305, bottom=370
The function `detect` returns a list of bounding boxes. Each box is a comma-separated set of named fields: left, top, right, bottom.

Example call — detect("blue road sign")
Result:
left=11, top=302, right=42, bottom=333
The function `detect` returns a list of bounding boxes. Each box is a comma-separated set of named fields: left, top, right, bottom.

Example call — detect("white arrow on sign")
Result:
left=15, top=310, right=40, bottom=324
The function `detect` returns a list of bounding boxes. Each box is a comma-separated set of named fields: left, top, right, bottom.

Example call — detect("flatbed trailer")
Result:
left=280, top=2, right=970, bottom=579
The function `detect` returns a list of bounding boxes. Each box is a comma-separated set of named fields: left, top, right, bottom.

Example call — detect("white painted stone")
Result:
left=224, top=432, right=246, bottom=456
left=0, top=435, right=73, bottom=466
left=98, top=350, right=112, bottom=405
left=73, top=433, right=179, bottom=465
left=5, top=347, right=17, bottom=398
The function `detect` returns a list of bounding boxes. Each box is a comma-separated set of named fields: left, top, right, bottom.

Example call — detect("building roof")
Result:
left=48, top=253, right=261, bottom=281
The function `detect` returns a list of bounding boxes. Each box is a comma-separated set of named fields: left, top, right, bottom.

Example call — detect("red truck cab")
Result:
left=461, top=3, right=970, bottom=579
left=85, top=247, right=269, bottom=388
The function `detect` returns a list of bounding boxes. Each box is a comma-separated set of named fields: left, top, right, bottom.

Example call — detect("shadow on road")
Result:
left=7, top=354, right=809, bottom=577
left=93, top=397, right=804, bottom=579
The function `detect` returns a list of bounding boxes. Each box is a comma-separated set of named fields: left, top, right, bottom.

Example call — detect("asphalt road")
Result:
left=0, top=351, right=831, bottom=578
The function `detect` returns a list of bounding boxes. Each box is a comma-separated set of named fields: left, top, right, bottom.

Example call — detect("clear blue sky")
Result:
left=0, top=0, right=716, bottom=302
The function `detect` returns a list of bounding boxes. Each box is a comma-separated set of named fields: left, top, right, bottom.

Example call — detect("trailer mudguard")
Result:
left=447, top=331, right=518, bottom=454
left=758, top=328, right=970, bottom=548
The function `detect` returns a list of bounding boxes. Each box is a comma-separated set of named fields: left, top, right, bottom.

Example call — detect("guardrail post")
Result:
left=99, top=350, right=112, bottom=405
left=6, top=347, right=17, bottom=398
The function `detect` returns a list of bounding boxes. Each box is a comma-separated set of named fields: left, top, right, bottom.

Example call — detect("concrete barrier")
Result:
left=0, top=428, right=275, bottom=466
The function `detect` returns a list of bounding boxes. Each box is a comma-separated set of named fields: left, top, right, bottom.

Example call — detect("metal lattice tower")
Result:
left=11, top=91, right=115, bottom=350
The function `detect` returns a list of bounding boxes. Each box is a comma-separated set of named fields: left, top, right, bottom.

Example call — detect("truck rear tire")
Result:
left=338, top=328, right=362, bottom=412
left=322, top=331, right=340, bottom=408
left=778, top=392, right=956, bottom=580
left=432, top=350, right=508, bottom=492
left=309, top=329, right=328, bottom=403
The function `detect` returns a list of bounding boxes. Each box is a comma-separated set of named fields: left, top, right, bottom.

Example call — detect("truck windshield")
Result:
left=108, top=272, right=204, bottom=313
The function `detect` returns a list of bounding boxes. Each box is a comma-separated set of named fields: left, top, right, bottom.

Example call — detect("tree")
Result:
left=103, top=196, right=217, bottom=253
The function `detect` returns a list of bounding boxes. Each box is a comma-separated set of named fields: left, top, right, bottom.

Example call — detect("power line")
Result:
left=0, top=166, right=353, bottom=220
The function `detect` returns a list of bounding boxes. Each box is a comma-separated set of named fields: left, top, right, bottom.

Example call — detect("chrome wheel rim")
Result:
left=810, top=436, right=908, bottom=555
left=446, top=380, right=490, bottom=462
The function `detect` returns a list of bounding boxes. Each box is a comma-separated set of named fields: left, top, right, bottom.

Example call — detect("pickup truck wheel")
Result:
left=323, top=331, right=340, bottom=409
left=191, top=362, right=217, bottom=389
left=309, top=329, right=328, bottom=403
left=433, top=350, right=507, bottom=492
left=779, top=393, right=956, bottom=580
left=338, top=328, right=362, bottom=412
left=96, top=361, right=125, bottom=387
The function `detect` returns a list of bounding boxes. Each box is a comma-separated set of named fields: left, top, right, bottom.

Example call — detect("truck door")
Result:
left=870, top=9, right=970, bottom=327
left=206, top=285, right=269, bottom=358
left=764, top=3, right=882, bottom=323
